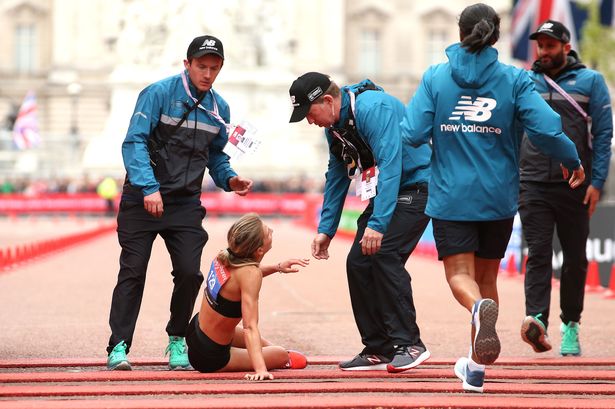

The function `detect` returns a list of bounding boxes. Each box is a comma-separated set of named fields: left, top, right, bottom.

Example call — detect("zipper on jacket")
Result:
left=547, top=85, right=554, bottom=182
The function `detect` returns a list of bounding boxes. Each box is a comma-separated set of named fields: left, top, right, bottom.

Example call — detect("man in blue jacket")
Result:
left=288, top=72, right=431, bottom=372
left=106, top=35, right=253, bottom=370
left=519, top=20, right=613, bottom=357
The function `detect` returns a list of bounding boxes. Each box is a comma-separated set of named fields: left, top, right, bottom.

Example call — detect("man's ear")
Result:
left=183, top=59, right=190, bottom=70
left=323, top=94, right=334, bottom=105
left=564, top=43, right=572, bottom=55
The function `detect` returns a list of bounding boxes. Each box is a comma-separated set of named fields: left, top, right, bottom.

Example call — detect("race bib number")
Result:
left=206, top=259, right=230, bottom=302
left=223, top=120, right=261, bottom=160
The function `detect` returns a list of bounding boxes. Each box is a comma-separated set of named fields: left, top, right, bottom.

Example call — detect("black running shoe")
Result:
left=339, top=352, right=391, bottom=371
left=386, top=344, right=431, bottom=373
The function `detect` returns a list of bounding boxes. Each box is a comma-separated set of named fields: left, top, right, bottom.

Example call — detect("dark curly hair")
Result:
left=459, top=3, right=500, bottom=53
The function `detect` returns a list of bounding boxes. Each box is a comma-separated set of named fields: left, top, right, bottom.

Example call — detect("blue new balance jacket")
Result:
left=318, top=80, right=431, bottom=237
left=401, top=43, right=581, bottom=221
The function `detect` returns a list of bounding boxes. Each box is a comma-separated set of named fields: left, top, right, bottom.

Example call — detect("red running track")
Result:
left=1, top=357, right=615, bottom=408
left=2, top=218, right=615, bottom=408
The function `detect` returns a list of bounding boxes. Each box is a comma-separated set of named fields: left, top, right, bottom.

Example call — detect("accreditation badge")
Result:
left=223, top=120, right=261, bottom=160
left=359, top=166, right=378, bottom=201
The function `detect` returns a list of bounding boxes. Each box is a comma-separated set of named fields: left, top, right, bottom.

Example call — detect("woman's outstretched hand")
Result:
left=278, top=258, right=310, bottom=274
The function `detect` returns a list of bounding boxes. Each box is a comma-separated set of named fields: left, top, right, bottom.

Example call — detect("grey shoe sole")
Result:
left=473, top=299, right=500, bottom=365
left=339, top=363, right=388, bottom=371
left=521, top=316, right=552, bottom=353
left=108, top=361, right=131, bottom=371
left=169, top=364, right=193, bottom=371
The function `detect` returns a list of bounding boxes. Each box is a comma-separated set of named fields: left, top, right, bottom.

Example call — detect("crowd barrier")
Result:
left=1, top=193, right=614, bottom=296
left=0, top=222, right=116, bottom=271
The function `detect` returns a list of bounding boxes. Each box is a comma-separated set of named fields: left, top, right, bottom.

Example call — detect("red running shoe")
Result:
left=285, top=350, right=307, bottom=369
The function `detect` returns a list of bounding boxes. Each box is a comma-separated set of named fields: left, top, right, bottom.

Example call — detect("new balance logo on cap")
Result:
left=187, top=35, right=224, bottom=60
left=538, top=22, right=554, bottom=32
left=201, top=39, right=216, bottom=49
left=449, top=96, right=497, bottom=122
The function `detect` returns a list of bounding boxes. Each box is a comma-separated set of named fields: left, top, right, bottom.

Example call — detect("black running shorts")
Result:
left=185, top=314, right=231, bottom=373
left=432, top=218, right=514, bottom=260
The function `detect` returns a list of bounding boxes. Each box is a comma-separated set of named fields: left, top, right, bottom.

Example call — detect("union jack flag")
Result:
left=511, top=0, right=615, bottom=65
left=12, top=91, right=40, bottom=150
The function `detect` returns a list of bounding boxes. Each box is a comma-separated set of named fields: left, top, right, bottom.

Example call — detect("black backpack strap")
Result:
left=171, top=91, right=207, bottom=134
left=148, top=91, right=207, bottom=166
left=328, top=81, right=380, bottom=173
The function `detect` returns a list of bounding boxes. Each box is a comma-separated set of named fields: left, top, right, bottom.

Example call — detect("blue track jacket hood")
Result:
left=401, top=43, right=581, bottom=221
left=448, top=43, right=498, bottom=89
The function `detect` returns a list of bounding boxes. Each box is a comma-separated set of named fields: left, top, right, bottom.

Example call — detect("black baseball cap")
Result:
left=288, top=72, right=332, bottom=123
left=187, top=35, right=224, bottom=60
left=529, top=20, right=571, bottom=43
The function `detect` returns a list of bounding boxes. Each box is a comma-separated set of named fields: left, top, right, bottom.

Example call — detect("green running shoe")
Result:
left=560, top=322, right=581, bottom=356
left=165, top=336, right=192, bottom=370
left=107, top=341, right=131, bottom=371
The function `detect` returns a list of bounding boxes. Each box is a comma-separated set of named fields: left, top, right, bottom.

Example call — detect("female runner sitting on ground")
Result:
left=186, top=213, right=310, bottom=381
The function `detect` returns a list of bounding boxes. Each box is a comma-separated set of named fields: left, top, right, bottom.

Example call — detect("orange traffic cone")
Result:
left=585, top=260, right=603, bottom=293
left=603, top=264, right=615, bottom=299
left=505, top=253, right=518, bottom=278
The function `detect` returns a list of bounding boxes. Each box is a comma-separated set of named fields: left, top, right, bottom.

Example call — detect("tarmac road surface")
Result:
left=1, top=216, right=614, bottom=360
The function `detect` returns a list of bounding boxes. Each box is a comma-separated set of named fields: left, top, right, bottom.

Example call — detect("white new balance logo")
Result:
left=539, top=22, right=554, bottom=31
left=366, top=356, right=383, bottom=364
left=449, top=96, right=497, bottom=122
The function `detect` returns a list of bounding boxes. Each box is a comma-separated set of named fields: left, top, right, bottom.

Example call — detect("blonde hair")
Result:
left=217, top=213, right=264, bottom=268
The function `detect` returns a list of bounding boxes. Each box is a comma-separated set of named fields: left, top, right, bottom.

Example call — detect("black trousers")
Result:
left=346, top=187, right=430, bottom=356
left=518, top=182, right=589, bottom=329
left=107, top=200, right=207, bottom=354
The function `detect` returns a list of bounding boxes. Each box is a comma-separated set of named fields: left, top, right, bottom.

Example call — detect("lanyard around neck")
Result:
left=347, top=90, right=357, bottom=127
left=180, top=71, right=230, bottom=133
left=543, top=74, right=589, bottom=122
